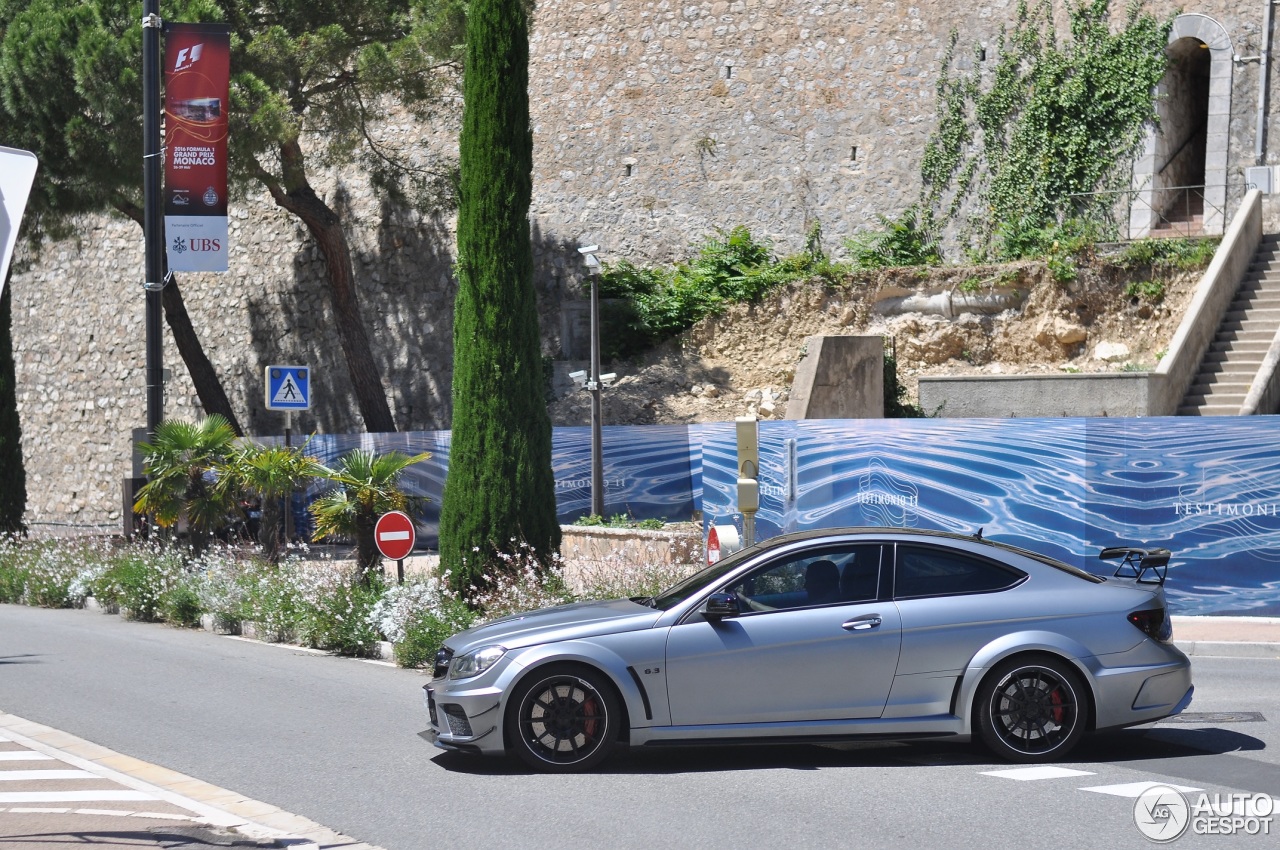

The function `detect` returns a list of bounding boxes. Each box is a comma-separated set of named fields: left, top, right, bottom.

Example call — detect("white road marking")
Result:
left=981, top=766, right=1096, bottom=781
left=1080, top=781, right=1203, bottom=798
left=74, top=808, right=131, bottom=816
left=0, top=752, right=55, bottom=761
left=0, top=791, right=157, bottom=803
left=379, top=531, right=411, bottom=541
left=0, top=807, right=204, bottom=823
left=0, top=770, right=97, bottom=781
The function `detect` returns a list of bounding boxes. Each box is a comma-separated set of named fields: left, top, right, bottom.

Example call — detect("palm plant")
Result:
left=311, top=449, right=430, bottom=585
left=220, top=442, right=321, bottom=563
left=133, top=415, right=238, bottom=552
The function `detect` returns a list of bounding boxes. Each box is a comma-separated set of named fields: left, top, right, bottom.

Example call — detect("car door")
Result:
left=664, top=543, right=902, bottom=726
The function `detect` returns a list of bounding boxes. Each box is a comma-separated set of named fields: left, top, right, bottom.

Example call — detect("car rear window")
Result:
left=988, top=541, right=1105, bottom=583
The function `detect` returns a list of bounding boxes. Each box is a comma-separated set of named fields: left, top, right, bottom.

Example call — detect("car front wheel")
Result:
left=976, top=655, right=1087, bottom=763
left=506, top=664, right=620, bottom=772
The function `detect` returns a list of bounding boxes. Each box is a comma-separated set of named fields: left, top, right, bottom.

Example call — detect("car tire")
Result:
left=506, top=664, right=620, bottom=773
left=975, top=655, right=1088, bottom=763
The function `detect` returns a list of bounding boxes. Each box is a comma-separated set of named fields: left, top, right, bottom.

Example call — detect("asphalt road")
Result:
left=1, top=604, right=1278, bottom=850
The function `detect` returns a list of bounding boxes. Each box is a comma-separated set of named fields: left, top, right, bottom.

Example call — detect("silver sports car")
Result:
left=423, top=528, right=1193, bottom=772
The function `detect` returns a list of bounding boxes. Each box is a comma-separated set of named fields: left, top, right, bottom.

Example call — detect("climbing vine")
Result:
left=921, top=0, right=1173, bottom=259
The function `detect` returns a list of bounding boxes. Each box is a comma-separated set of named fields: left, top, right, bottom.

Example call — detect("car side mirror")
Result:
left=704, top=592, right=741, bottom=620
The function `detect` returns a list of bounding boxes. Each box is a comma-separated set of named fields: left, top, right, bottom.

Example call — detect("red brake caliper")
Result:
left=1050, top=687, right=1064, bottom=724
left=582, top=696, right=599, bottom=739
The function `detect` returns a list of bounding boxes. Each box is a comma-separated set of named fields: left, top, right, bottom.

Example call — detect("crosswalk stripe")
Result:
left=0, top=769, right=98, bottom=781
left=982, top=766, right=1096, bottom=781
left=1080, top=781, right=1202, bottom=798
left=0, top=752, right=55, bottom=761
left=972, top=768, right=1095, bottom=778
left=0, top=791, right=157, bottom=803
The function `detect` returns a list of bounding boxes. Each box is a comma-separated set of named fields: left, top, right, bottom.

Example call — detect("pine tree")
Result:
left=0, top=281, right=27, bottom=535
left=439, top=0, right=560, bottom=593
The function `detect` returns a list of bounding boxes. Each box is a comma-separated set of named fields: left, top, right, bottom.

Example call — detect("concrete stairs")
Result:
left=1179, top=235, right=1280, bottom=415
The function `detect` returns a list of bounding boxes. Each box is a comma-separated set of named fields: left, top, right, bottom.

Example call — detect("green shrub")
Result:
left=160, top=574, right=204, bottom=628
left=845, top=206, right=942, bottom=270
left=393, top=599, right=475, bottom=669
left=368, top=575, right=475, bottom=668
left=884, top=351, right=927, bottom=418
left=92, top=546, right=185, bottom=622
left=193, top=550, right=255, bottom=632
left=243, top=560, right=305, bottom=643
left=292, top=562, right=384, bottom=656
left=0, top=539, right=26, bottom=602
left=598, top=224, right=848, bottom=360
left=1115, top=237, right=1219, bottom=271
left=573, top=514, right=667, bottom=530
left=1123, top=279, right=1166, bottom=303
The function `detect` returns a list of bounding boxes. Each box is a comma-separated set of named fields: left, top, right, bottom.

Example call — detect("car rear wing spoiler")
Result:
left=1098, top=547, right=1171, bottom=585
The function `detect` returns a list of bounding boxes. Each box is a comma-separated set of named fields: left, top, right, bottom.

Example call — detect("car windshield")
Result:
left=648, top=545, right=760, bottom=610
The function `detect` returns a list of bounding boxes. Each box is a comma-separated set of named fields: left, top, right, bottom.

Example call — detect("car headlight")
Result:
left=449, top=645, right=506, bottom=680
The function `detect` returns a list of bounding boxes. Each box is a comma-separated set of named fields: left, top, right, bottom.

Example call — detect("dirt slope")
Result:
left=548, top=256, right=1200, bottom=425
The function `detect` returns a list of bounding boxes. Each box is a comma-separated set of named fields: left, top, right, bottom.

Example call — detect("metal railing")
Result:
left=1065, top=184, right=1227, bottom=241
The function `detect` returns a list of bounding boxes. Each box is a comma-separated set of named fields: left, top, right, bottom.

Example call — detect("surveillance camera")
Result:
left=578, top=245, right=600, bottom=254
left=600, top=372, right=617, bottom=384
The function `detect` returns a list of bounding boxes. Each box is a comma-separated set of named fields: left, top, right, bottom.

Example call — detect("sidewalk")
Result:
left=0, top=713, right=383, bottom=850
left=1171, top=615, right=1280, bottom=659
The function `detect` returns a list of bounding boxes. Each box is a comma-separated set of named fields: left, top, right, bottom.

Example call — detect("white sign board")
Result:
left=0, top=146, right=39, bottom=297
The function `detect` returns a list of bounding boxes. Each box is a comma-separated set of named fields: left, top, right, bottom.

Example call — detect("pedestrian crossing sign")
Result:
left=265, top=365, right=311, bottom=411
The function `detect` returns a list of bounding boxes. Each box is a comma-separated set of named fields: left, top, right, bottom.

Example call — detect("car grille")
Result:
left=434, top=646, right=453, bottom=679
left=442, top=704, right=473, bottom=737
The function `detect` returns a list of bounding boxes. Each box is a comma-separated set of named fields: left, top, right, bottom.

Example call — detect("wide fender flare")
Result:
left=503, top=640, right=649, bottom=738
left=955, top=631, right=1097, bottom=733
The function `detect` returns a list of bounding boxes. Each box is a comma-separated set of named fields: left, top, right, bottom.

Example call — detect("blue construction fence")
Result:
left=291, top=418, right=1280, bottom=616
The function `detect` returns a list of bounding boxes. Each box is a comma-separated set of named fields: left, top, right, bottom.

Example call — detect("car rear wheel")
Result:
left=976, top=655, right=1087, bottom=763
left=506, top=664, right=619, bottom=772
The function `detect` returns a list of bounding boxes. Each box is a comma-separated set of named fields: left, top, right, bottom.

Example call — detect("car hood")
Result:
left=449, top=598, right=662, bottom=653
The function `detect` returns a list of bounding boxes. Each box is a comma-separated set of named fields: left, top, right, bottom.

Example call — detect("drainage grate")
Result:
left=1157, top=711, right=1266, bottom=724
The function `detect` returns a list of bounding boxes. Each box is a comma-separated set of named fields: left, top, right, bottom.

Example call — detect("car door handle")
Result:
left=842, top=615, right=882, bottom=631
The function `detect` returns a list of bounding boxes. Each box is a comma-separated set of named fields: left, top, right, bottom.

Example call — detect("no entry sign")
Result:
left=374, top=511, right=416, bottom=561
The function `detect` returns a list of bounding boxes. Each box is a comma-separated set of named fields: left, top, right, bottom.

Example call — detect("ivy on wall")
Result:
left=922, top=0, right=1173, bottom=258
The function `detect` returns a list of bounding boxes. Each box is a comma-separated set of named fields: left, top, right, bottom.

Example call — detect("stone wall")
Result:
left=8, top=1, right=1280, bottom=530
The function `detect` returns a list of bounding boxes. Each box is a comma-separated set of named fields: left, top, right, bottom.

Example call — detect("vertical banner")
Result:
left=163, top=23, right=230, bottom=272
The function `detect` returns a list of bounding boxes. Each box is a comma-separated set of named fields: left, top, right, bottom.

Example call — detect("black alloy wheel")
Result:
left=976, top=655, right=1087, bottom=762
left=506, top=664, right=620, bottom=772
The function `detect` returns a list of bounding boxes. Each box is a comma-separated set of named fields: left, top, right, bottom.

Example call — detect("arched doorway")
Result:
left=1131, top=14, right=1232, bottom=236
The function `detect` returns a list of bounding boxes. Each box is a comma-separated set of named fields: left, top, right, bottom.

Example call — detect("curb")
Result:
left=0, top=711, right=384, bottom=850
left=1175, top=640, right=1280, bottom=659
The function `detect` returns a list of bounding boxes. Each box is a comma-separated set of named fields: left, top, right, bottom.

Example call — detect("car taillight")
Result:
left=1128, top=607, right=1172, bottom=643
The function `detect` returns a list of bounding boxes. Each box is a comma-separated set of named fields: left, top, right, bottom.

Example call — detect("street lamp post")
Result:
left=142, top=0, right=165, bottom=439
left=579, top=247, right=605, bottom=517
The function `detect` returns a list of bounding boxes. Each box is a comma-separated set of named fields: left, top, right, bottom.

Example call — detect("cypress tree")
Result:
left=0, top=281, right=27, bottom=535
left=439, top=0, right=560, bottom=593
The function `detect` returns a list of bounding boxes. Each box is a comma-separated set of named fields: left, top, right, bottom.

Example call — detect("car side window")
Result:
left=893, top=545, right=1026, bottom=599
left=723, top=544, right=882, bottom=612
